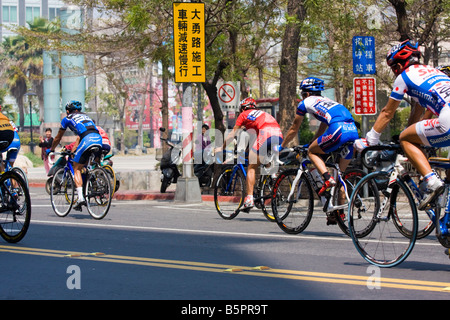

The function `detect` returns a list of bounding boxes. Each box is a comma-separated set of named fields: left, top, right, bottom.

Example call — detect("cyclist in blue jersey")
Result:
left=357, top=40, right=450, bottom=210
left=281, top=77, right=359, bottom=202
left=4, top=119, right=20, bottom=168
left=50, top=100, right=102, bottom=211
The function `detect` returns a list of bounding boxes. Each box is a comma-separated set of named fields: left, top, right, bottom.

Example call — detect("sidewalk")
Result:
left=27, top=153, right=212, bottom=202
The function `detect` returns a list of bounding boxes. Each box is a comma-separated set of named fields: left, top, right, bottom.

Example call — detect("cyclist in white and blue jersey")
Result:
left=50, top=100, right=102, bottom=211
left=358, top=40, right=450, bottom=210
left=281, top=77, right=359, bottom=201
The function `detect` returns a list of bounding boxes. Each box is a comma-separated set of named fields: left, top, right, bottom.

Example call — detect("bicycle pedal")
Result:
left=242, top=207, right=251, bottom=213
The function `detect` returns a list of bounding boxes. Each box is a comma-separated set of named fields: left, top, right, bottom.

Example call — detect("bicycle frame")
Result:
left=364, top=146, right=449, bottom=237
left=286, top=148, right=349, bottom=213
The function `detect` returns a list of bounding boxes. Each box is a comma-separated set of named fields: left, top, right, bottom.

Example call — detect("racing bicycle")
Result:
left=348, top=144, right=450, bottom=267
left=271, top=143, right=366, bottom=236
left=50, top=147, right=112, bottom=220
left=0, top=141, right=31, bottom=243
left=214, top=149, right=286, bottom=221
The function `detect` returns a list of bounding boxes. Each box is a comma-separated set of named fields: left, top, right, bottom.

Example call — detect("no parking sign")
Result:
left=217, top=81, right=240, bottom=111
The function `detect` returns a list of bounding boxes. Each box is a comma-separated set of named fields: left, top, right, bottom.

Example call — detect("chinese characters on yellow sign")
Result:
left=173, top=2, right=206, bottom=83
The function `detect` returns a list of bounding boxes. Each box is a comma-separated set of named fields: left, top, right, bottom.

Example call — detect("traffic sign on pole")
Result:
left=173, top=2, right=206, bottom=83
left=353, top=77, right=377, bottom=115
left=352, top=36, right=376, bottom=75
left=217, top=81, right=240, bottom=112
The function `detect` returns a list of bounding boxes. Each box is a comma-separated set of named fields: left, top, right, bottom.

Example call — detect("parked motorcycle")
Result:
left=159, top=128, right=181, bottom=193
left=193, top=145, right=214, bottom=187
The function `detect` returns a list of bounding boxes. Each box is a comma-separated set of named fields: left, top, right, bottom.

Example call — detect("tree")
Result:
left=278, top=0, right=306, bottom=139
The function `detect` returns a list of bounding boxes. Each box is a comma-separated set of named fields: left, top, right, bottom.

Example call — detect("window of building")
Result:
left=3, top=6, right=18, bottom=23
left=49, top=7, right=60, bottom=21
left=26, top=6, right=40, bottom=23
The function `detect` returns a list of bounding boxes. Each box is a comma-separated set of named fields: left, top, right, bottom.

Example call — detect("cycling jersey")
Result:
left=235, top=109, right=280, bottom=133
left=390, top=64, right=450, bottom=115
left=390, top=64, right=450, bottom=148
left=60, top=112, right=99, bottom=138
left=296, top=96, right=354, bottom=125
left=4, top=121, right=20, bottom=162
left=60, top=112, right=102, bottom=163
left=235, top=109, right=283, bottom=154
left=0, top=113, right=13, bottom=131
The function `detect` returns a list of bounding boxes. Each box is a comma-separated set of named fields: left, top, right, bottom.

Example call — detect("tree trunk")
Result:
left=278, top=0, right=306, bottom=142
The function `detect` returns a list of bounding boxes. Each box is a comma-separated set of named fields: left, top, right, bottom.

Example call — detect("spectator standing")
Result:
left=39, top=128, right=54, bottom=174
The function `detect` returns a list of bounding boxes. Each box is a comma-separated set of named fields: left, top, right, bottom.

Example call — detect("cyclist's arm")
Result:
left=371, top=98, right=401, bottom=135
left=71, top=136, right=80, bottom=152
left=50, top=128, right=66, bottom=151
left=407, top=100, right=425, bottom=126
left=312, top=122, right=328, bottom=141
left=221, top=125, right=242, bottom=150
left=281, top=114, right=303, bottom=148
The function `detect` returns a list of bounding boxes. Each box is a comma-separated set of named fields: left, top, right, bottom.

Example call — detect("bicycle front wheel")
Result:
left=50, top=168, right=75, bottom=217
left=214, top=167, right=245, bottom=220
left=334, top=169, right=365, bottom=236
left=0, top=171, right=31, bottom=243
left=85, top=167, right=112, bottom=220
left=271, top=169, right=314, bottom=234
left=348, top=171, right=418, bottom=267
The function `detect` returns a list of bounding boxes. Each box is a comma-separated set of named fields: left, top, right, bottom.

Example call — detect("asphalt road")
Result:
left=1, top=186, right=450, bottom=304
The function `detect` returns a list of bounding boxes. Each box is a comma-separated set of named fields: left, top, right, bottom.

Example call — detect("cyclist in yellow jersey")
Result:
left=0, top=112, right=16, bottom=173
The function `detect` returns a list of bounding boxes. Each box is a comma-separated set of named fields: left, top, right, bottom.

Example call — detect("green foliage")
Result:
left=24, top=151, right=43, bottom=167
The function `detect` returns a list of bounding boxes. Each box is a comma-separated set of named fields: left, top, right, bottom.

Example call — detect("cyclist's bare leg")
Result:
left=247, top=148, right=260, bottom=197
left=399, top=125, right=431, bottom=176
left=307, top=140, right=326, bottom=174
left=73, top=162, right=85, bottom=203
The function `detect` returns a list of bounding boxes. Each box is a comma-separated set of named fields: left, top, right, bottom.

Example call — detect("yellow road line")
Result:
left=1, top=244, right=449, bottom=293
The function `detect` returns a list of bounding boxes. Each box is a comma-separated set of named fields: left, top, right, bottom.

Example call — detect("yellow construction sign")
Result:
left=173, top=2, right=206, bottom=83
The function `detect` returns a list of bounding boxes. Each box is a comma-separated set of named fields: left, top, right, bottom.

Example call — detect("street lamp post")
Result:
left=24, top=91, right=37, bottom=153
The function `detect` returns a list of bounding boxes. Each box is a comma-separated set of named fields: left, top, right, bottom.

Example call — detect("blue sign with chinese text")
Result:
left=352, top=36, right=376, bottom=75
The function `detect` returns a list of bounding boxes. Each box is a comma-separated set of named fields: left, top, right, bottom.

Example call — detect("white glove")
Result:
left=354, top=138, right=368, bottom=152
left=366, top=128, right=382, bottom=146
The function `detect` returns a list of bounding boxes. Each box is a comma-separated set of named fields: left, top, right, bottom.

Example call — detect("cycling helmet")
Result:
left=65, top=100, right=82, bottom=112
left=299, top=77, right=324, bottom=92
left=239, top=97, right=257, bottom=111
left=437, top=65, right=450, bottom=77
left=386, top=40, right=420, bottom=75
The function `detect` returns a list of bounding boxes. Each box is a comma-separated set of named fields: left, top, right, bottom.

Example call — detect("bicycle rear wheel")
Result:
left=259, top=175, right=276, bottom=222
left=0, top=171, right=31, bottom=243
left=348, top=171, right=418, bottom=267
left=102, top=164, right=117, bottom=195
left=85, top=167, right=112, bottom=220
left=50, top=168, right=75, bottom=217
left=214, top=167, right=245, bottom=220
left=271, top=169, right=314, bottom=234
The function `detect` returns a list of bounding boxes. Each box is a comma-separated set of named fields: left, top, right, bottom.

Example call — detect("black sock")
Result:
left=323, top=172, right=331, bottom=181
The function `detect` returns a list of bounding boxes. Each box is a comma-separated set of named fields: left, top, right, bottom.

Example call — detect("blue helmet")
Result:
left=299, top=77, right=324, bottom=92
left=65, top=100, right=82, bottom=112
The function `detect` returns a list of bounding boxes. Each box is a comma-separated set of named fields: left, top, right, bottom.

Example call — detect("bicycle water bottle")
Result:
left=310, top=167, right=323, bottom=189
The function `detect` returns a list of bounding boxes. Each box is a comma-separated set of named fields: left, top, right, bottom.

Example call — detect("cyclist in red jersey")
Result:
left=216, top=97, right=283, bottom=210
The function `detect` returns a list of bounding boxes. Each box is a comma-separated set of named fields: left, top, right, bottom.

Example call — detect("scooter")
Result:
left=194, top=144, right=214, bottom=187
left=159, top=128, right=181, bottom=193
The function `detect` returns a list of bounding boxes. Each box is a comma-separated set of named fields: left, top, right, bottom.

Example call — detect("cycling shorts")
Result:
left=73, top=132, right=102, bottom=164
left=250, top=127, right=283, bottom=155
left=317, top=121, right=358, bottom=160
left=5, top=131, right=20, bottom=162
left=415, top=104, right=450, bottom=148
